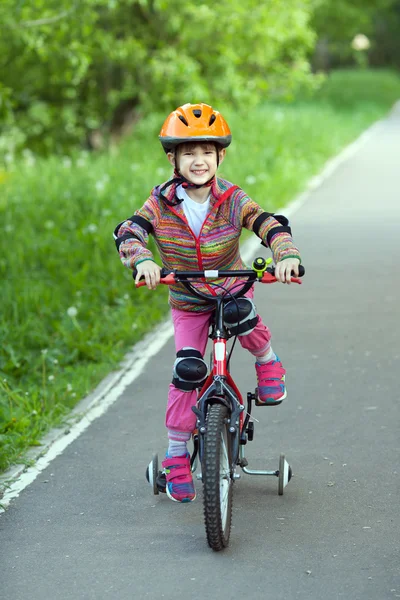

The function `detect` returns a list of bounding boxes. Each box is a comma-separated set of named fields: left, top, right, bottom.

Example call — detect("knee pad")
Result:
left=172, top=347, right=208, bottom=391
left=223, top=297, right=258, bottom=336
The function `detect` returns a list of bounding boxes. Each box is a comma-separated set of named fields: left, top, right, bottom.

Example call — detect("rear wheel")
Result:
left=202, top=403, right=234, bottom=551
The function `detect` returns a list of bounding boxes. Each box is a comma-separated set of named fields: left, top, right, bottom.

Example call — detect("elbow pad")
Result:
left=252, top=212, right=292, bottom=248
left=113, top=216, right=153, bottom=251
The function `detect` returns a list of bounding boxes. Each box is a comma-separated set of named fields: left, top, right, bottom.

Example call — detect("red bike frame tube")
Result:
left=211, top=337, right=245, bottom=432
left=213, top=338, right=227, bottom=377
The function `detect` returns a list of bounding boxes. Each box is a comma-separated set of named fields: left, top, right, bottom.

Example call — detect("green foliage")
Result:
left=312, top=0, right=389, bottom=41
left=372, top=2, right=400, bottom=68
left=1, top=69, right=400, bottom=472
left=0, top=0, right=316, bottom=158
left=311, top=0, right=400, bottom=68
left=296, top=68, right=400, bottom=111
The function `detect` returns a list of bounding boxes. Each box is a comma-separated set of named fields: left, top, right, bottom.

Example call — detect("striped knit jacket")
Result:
left=114, top=176, right=301, bottom=312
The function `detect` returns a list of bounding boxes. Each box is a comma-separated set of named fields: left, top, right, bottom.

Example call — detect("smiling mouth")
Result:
left=191, top=170, right=208, bottom=176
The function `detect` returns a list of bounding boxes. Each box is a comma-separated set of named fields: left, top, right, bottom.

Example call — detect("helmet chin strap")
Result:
left=173, top=168, right=214, bottom=189
left=158, top=169, right=215, bottom=205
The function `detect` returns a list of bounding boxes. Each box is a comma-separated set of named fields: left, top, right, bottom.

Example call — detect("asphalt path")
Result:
left=2, top=107, right=400, bottom=600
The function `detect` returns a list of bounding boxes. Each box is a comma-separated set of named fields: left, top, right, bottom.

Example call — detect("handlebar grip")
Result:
left=268, top=265, right=305, bottom=277
left=132, top=267, right=171, bottom=280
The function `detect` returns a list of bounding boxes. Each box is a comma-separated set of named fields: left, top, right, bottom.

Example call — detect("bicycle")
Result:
left=138, top=257, right=304, bottom=551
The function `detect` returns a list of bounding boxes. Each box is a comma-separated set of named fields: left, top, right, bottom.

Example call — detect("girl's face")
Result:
left=167, top=142, right=225, bottom=185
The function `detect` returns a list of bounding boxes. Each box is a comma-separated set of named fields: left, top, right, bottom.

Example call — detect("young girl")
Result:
left=114, top=103, right=301, bottom=503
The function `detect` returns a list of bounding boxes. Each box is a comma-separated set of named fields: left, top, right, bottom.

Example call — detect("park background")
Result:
left=1, top=0, right=400, bottom=474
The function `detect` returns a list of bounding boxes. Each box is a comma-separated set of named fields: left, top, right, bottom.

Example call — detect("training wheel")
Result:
left=146, top=453, right=159, bottom=495
left=278, top=453, right=292, bottom=495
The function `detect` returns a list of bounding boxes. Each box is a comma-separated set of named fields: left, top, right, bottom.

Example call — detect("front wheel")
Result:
left=202, top=403, right=234, bottom=551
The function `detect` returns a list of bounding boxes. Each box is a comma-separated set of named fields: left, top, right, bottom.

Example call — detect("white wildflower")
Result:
left=67, top=383, right=73, bottom=392
left=86, top=223, right=98, bottom=233
left=245, top=175, right=257, bottom=185
left=95, top=174, right=110, bottom=193
left=132, top=323, right=138, bottom=330
left=41, top=349, right=48, bottom=355
left=53, top=359, right=58, bottom=364
left=62, top=157, right=72, bottom=168
left=351, top=34, right=370, bottom=51
left=48, top=375, right=55, bottom=382
left=67, top=306, right=78, bottom=318
left=22, top=149, right=36, bottom=167
left=44, top=220, right=55, bottom=230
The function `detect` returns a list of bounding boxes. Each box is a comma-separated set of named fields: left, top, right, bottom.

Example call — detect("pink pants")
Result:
left=166, top=290, right=271, bottom=432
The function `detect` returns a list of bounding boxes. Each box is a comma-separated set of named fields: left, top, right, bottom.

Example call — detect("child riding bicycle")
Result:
left=113, top=103, right=301, bottom=504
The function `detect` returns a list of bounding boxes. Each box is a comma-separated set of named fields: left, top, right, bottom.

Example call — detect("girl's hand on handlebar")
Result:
left=134, top=260, right=162, bottom=290
left=274, top=257, right=301, bottom=284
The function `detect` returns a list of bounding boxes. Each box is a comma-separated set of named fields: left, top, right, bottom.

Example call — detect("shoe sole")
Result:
left=166, top=486, right=196, bottom=503
left=256, top=378, right=287, bottom=406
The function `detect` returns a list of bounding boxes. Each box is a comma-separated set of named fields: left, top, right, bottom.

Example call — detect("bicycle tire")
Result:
left=202, top=402, right=234, bottom=551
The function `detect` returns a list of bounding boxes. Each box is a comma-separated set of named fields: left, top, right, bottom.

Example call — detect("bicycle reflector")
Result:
left=223, top=298, right=258, bottom=336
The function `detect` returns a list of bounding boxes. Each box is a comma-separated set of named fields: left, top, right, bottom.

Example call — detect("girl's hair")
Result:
left=175, top=141, right=221, bottom=155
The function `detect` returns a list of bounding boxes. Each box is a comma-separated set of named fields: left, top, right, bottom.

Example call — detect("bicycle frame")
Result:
left=192, top=295, right=247, bottom=475
left=136, top=262, right=303, bottom=480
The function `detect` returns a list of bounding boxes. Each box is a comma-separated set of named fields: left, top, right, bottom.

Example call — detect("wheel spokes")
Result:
left=219, top=429, right=231, bottom=529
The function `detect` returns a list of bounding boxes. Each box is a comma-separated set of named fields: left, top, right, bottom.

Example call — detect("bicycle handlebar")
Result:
left=134, top=264, right=305, bottom=288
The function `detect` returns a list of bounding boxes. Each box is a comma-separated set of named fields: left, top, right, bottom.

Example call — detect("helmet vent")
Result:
left=209, top=114, right=216, bottom=126
left=192, top=109, right=202, bottom=118
left=178, top=115, right=189, bottom=126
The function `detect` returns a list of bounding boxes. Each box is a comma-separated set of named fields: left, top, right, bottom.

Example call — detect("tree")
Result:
left=311, top=0, right=400, bottom=70
left=0, top=0, right=316, bottom=157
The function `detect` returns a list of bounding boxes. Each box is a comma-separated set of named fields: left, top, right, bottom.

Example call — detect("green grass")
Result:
left=1, top=68, right=400, bottom=473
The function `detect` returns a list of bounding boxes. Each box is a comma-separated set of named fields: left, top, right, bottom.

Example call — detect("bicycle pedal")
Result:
left=156, top=471, right=166, bottom=493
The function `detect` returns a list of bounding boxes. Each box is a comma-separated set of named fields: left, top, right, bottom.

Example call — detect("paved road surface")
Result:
left=2, top=108, right=400, bottom=600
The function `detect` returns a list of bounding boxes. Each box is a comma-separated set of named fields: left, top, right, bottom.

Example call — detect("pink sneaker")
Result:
left=255, top=356, right=286, bottom=406
left=161, top=453, right=196, bottom=503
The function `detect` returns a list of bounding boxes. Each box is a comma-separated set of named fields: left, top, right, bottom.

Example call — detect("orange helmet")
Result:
left=159, top=103, right=232, bottom=152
